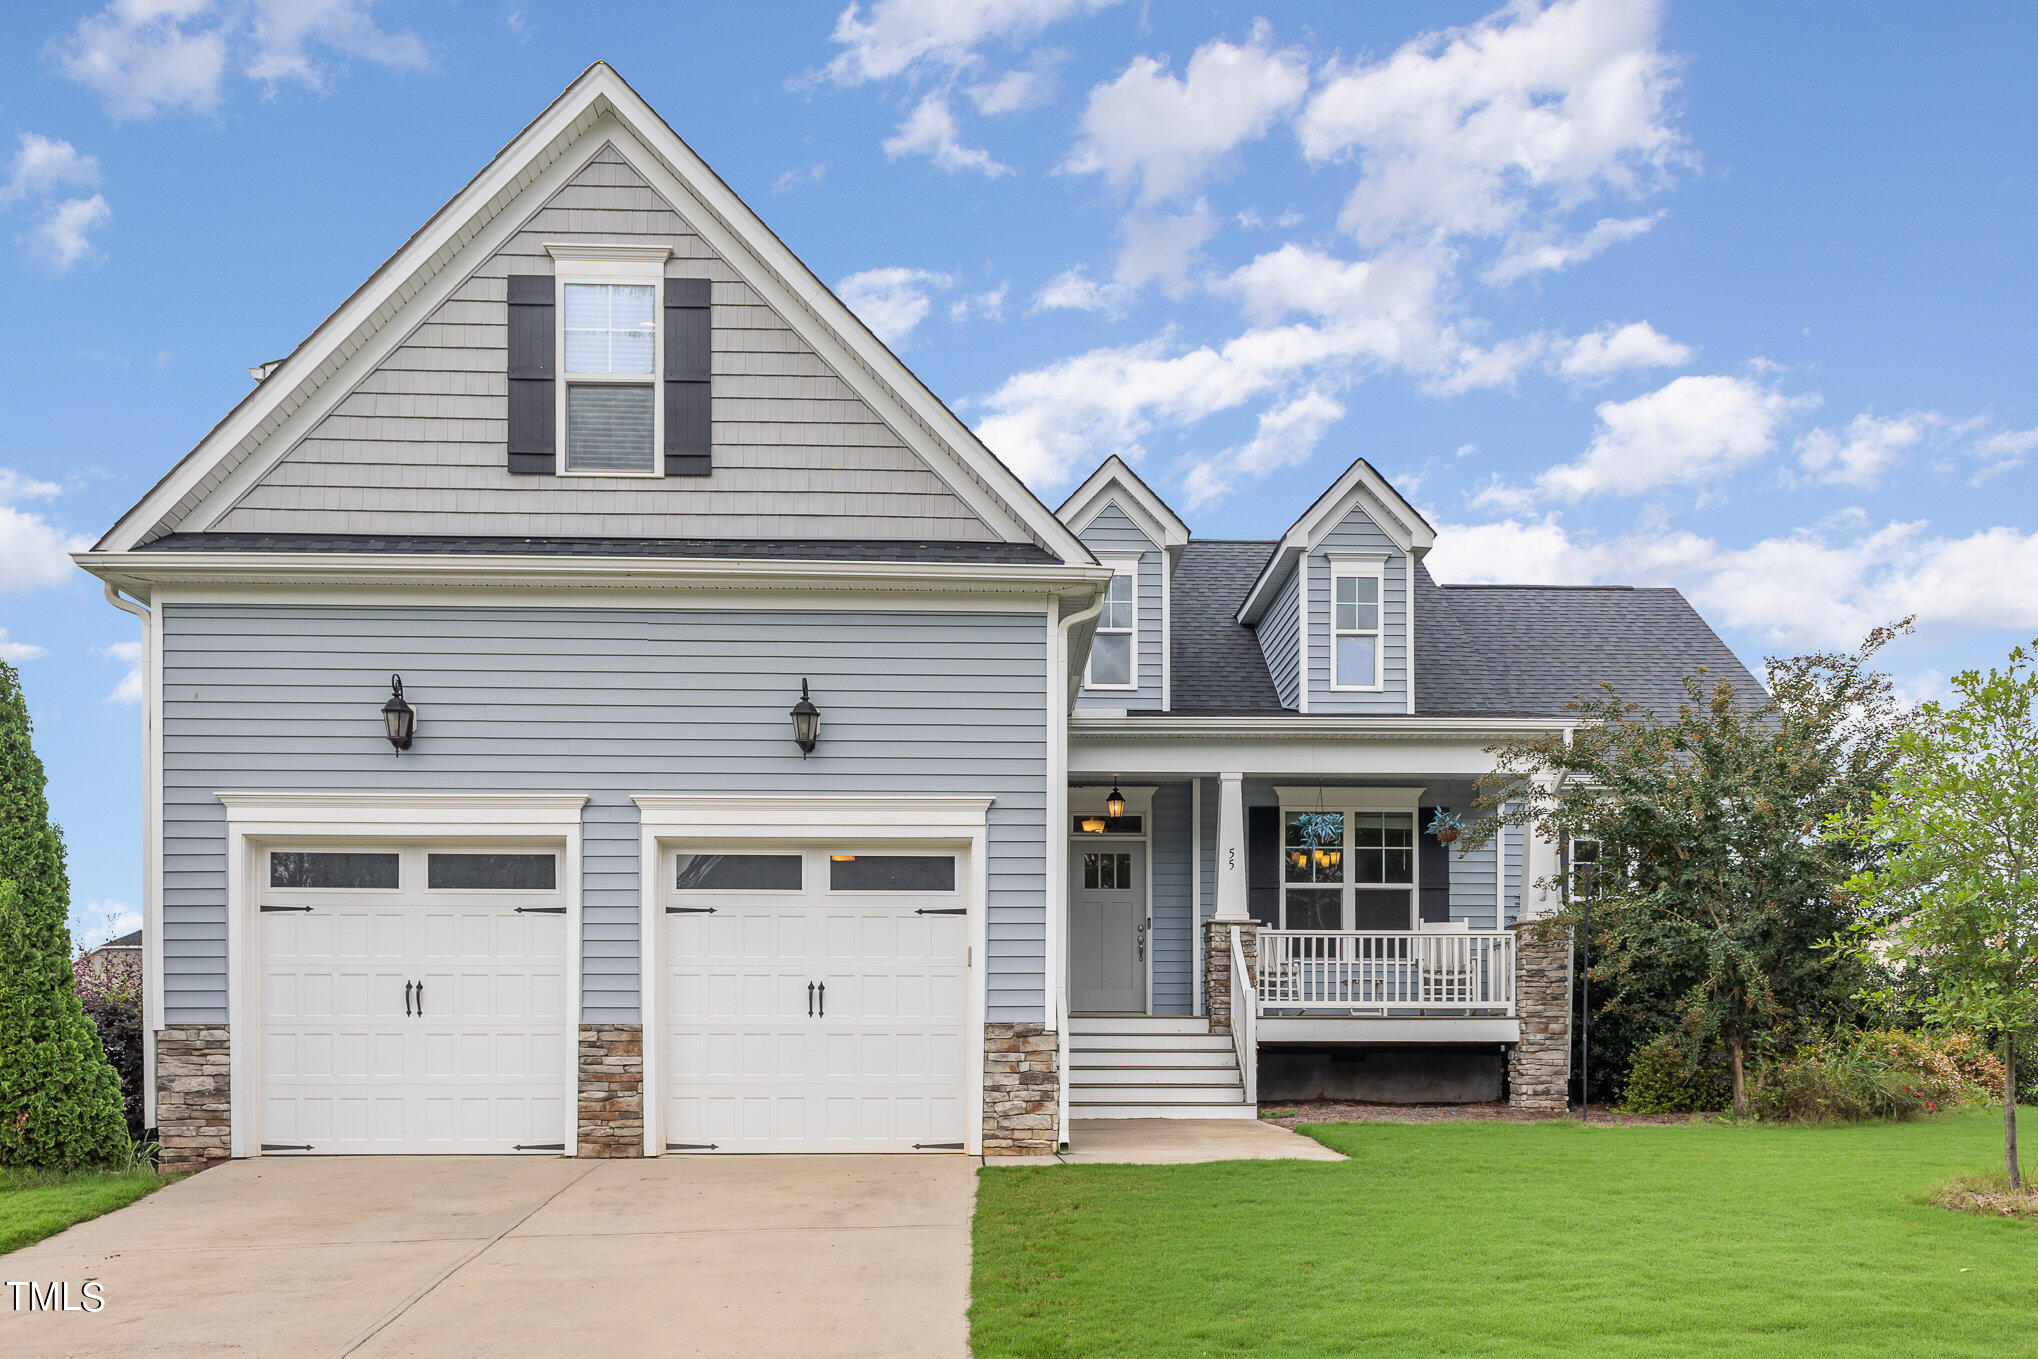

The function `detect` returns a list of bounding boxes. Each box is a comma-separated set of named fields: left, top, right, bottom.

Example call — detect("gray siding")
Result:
left=1149, top=781, right=1193, bottom=1015
left=160, top=601, right=1049, bottom=1025
left=1503, top=803, right=1525, bottom=926
left=1306, top=507, right=1410, bottom=714
left=1257, top=563, right=1301, bottom=709
left=194, top=142, right=995, bottom=542
left=1073, top=502, right=1164, bottom=711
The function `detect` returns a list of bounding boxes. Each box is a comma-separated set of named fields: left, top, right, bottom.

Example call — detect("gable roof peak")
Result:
left=1056, top=455, right=1191, bottom=550
left=1236, top=457, right=1436, bottom=624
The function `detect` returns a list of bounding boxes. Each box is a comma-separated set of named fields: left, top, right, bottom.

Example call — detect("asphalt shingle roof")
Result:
left=1165, top=540, right=1289, bottom=714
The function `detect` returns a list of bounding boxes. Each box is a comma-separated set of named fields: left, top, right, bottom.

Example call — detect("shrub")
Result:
left=1751, top=1028, right=1996, bottom=1123
left=74, top=952, right=145, bottom=1143
left=1619, top=1035, right=1731, bottom=1114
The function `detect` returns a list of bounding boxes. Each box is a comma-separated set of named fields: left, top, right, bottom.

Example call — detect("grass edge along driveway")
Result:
left=970, top=1110, right=2037, bottom=1359
left=0, top=1167, right=162, bottom=1255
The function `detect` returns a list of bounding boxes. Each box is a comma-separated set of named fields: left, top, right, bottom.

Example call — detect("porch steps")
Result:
left=1066, top=1014, right=1256, bottom=1120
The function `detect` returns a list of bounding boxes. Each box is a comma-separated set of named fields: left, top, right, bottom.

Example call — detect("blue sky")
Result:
left=2, top=1, right=2035, bottom=946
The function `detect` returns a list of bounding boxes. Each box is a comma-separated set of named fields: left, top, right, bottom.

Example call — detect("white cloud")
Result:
left=883, top=94, right=1011, bottom=175
left=816, top=0, right=1119, bottom=87
left=1180, top=387, right=1346, bottom=509
left=1298, top=0, right=1685, bottom=249
left=1031, top=266, right=1126, bottom=315
left=101, top=639, right=146, bottom=704
left=0, top=629, right=49, bottom=663
left=1969, top=426, right=2038, bottom=485
left=0, top=133, right=101, bottom=207
left=1557, top=320, right=1692, bottom=380
left=30, top=195, right=113, bottom=271
left=771, top=162, right=828, bottom=193
left=1795, top=411, right=1933, bottom=490
left=51, top=0, right=429, bottom=122
left=967, top=48, right=1064, bottom=113
left=837, top=266, right=955, bottom=346
left=947, top=283, right=1008, bottom=323
left=1113, top=208, right=1216, bottom=292
left=1486, top=211, right=1665, bottom=284
left=0, top=468, right=90, bottom=594
left=1537, top=373, right=1811, bottom=500
left=1063, top=27, right=1310, bottom=204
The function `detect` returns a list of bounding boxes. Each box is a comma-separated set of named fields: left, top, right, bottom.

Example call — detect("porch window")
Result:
left=1087, top=561, right=1137, bottom=689
left=1278, top=805, right=1416, bottom=929
left=1331, top=562, right=1383, bottom=689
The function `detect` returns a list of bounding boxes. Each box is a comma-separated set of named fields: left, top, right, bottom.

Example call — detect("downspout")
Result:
left=1051, top=592, right=1106, bottom=1151
left=102, top=582, right=158, bottom=1131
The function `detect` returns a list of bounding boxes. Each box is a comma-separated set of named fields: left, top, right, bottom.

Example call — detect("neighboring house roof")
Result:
left=1150, top=546, right=1764, bottom=720
left=1166, top=540, right=1289, bottom=714
left=144, top=532, right=1058, bottom=565
left=84, top=930, right=142, bottom=953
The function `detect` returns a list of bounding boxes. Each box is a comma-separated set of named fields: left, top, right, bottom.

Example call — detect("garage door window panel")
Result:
left=827, top=854, right=957, bottom=893
left=674, top=853, right=803, bottom=892
left=426, top=853, right=557, bottom=891
left=269, top=851, right=400, bottom=890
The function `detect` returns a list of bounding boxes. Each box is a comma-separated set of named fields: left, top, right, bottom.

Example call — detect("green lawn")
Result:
left=971, top=1110, right=2038, bottom=1358
left=0, top=1167, right=162, bottom=1255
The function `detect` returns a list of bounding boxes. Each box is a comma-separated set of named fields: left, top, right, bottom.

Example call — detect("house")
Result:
left=74, top=65, right=1761, bottom=1171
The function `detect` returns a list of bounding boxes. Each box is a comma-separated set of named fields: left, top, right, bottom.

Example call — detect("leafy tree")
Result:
left=0, top=660, right=128, bottom=1169
left=1834, top=643, right=2038, bottom=1187
left=1473, top=625, right=1908, bottom=1114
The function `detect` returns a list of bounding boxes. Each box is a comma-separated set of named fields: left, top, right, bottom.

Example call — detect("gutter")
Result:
left=100, top=583, right=160, bottom=1132
left=1049, top=592, right=1107, bottom=1153
left=1070, top=714, right=1574, bottom=740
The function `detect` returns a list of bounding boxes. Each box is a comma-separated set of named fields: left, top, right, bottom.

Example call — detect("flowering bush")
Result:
left=73, top=951, right=145, bottom=1142
left=1752, top=1028, right=1999, bottom=1123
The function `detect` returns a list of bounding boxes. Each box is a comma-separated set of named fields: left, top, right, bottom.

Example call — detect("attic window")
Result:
left=1331, top=558, right=1384, bottom=690
left=561, top=282, right=658, bottom=474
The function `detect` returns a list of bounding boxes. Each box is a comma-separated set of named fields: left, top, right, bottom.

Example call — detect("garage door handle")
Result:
left=414, top=980, right=423, bottom=1017
left=405, top=981, right=413, bottom=1016
left=818, top=981, right=825, bottom=1018
left=808, top=981, right=815, bottom=1017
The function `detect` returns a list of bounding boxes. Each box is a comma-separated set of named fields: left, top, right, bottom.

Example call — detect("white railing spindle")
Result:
left=1254, top=930, right=1515, bottom=1016
left=1229, top=926, right=1257, bottom=1105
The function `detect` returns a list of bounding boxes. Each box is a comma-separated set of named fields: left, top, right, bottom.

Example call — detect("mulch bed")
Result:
left=1260, top=1099, right=1701, bottom=1127
left=1927, top=1178, right=2038, bottom=1220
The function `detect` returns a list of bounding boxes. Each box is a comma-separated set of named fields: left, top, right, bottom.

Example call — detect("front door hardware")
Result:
left=666, top=906, right=717, bottom=914
left=261, top=1143, right=313, bottom=1152
left=515, top=906, right=566, bottom=914
left=817, top=981, right=826, bottom=1017
left=514, top=1143, right=565, bottom=1152
left=260, top=905, right=315, bottom=913
left=915, top=907, right=967, bottom=916
left=405, top=981, right=414, bottom=1016
left=913, top=1142, right=965, bottom=1151
left=807, top=981, right=815, bottom=1017
left=667, top=1142, right=719, bottom=1151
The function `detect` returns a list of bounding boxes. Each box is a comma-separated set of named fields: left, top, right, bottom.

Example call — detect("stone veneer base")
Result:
left=578, top=1024, right=645, bottom=1157
left=982, top=1021, right=1058, bottom=1155
left=1202, top=918, right=1259, bottom=1036
left=1508, top=921, right=1574, bottom=1112
left=156, top=1025, right=232, bottom=1172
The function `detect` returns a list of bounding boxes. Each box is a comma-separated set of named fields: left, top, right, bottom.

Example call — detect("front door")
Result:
left=1070, top=845, right=1146, bottom=1013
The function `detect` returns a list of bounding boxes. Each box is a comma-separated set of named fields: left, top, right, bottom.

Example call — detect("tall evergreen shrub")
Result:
left=0, top=660, right=128, bottom=1169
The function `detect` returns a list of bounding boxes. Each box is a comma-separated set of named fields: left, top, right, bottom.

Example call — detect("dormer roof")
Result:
left=1235, top=457, right=1435, bottom=624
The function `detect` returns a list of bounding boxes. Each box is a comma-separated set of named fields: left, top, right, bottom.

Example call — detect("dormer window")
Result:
left=1331, top=556, right=1385, bottom=690
left=1087, top=558, right=1138, bottom=689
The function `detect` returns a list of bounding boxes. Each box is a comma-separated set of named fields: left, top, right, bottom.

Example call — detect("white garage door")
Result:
left=259, top=846, right=571, bottom=1154
left=664, top=848, right=970, bottom=1153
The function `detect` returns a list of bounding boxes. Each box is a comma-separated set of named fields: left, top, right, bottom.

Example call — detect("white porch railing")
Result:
left=1257, top=930, right=1515, bottom=1015
left=1229, top=926, right=1257, bottom=1103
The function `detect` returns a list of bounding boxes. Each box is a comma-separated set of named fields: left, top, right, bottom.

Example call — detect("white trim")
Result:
left=1083, top=555, right=1140, bottom=692
left=1405, top=554, right=1417, bottom=716
left=1494, top=818, right=1507, bottom=930
left=1327, top=556, right=1387, bottom=692
left=1055, top=456, right=1190, bottom=550
left=631, top=793, right=991, bottom=1156
left=217, top=791, right=589, bottom=1159
left=1272, top=786, right=1425, bottom=812
left=1297, top=553, right=1310, bottom=714
left=1160, top=547, right=1172, bottom=713
left=1071, top=714, right=1569, bottom=739
left=96, top=66, right=1092, bottom=564
left=1259, top=1017, right=1519, bottom=1044
left=550, top=248, right=668, bottom=478
left=1237, top=459, right=1435, bottom=625
left=1190, top=777, right=1203, bottom=1017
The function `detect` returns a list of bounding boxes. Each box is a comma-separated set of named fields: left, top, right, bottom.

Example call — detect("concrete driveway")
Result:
left=3, top=1155, right=975, bottom=1359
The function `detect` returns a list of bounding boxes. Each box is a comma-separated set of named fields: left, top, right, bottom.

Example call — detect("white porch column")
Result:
left=1214, top=771, right=1247, bottom=920
left=1517, top=779, right=1564, bottom=920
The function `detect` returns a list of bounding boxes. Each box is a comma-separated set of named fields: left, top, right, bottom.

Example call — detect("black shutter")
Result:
left=1418, top=807, right=1452, bottom=924
left=664, top=276, right=712, bottom=476
left=505, top=274, right=555, bottom=475
left=1246, top=805, right=1281, bottom=928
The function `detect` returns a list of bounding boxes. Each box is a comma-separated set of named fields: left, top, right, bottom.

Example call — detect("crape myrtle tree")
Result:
left=1834, top=642, right=2038, bottom=1187
left=0, top=660, right=129, bottom=1169
left=1471, top=625, right=1909, bottom=1115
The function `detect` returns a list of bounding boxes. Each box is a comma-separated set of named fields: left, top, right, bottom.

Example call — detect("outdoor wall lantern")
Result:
left=790, top=679, right=822, bottom=757
left=381, top=674, right=418, bottom=754
left=1105, top=784, right=1126, bottom=819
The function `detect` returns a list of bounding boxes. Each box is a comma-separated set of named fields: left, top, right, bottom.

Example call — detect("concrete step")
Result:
left=1069, top=1047, right=1237, bottom=1069
left=1068, top=1031, right=1235, bottom=1052
left=1071, top=1101, right=1259, bottom=1120
left=1067, top=1065, right=1244, bottom=1087
left=1067, top=1015, right=1211, bottom=1036
left=1069, top=1082, right=1247, bottom=1104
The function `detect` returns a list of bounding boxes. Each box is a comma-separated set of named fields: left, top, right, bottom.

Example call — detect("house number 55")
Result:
left=1228, top=848, right=1237, bottom=869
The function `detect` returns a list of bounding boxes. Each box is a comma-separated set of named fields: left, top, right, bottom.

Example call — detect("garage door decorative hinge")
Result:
left=913, top=1142, right=965, bottom=1150
left=259, top=905, right=315, bottom=913
left=514, top=906, right=566, bottom=914
left=666, top=1142, right=719, bottom=1151
left=514, top=1143, right=566, bottom=1151
left=915, top=907, right=966, bottom=916
left=261, top=1142, right=313, bottom=1151
left=665, top=906, right=717, bottom=914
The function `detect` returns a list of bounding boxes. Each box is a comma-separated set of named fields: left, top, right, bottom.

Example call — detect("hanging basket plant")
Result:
left=1426, top=808, right=1467, bottom=845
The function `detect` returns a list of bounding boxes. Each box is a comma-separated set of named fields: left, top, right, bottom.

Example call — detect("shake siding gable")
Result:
left=1073, top=502, right=1164, bottom=710
left=196, top=143, right=996, bottom=542
left=158, top=601, right=1050, bottom=1024
left=1307, top=505, right=1409, bottom=714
